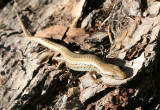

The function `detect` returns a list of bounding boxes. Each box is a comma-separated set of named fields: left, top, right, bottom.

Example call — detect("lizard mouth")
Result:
left=102, top=74, right=126, bottom=80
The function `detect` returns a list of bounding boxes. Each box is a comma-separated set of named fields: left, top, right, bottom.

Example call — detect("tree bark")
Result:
left=0, top=0, right=160, bottom=109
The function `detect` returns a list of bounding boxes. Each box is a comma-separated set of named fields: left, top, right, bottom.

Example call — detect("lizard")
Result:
left=16, top=11, right=126, bottom=80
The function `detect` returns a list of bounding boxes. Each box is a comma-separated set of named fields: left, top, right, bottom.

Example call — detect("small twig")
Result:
left=108, top=24, right=113, bottom=45
left=107, top=24, right=115, bottom=57
left=100, top=3, right=116, bottom=27
left=100, top=14, right=112, bottom=27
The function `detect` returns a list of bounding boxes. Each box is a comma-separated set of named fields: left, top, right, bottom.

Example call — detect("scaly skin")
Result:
left=16, top=12, right=126, bottom=80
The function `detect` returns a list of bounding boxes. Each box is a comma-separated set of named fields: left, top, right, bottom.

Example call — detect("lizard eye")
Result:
left=110, top=75, right=116, bottom=78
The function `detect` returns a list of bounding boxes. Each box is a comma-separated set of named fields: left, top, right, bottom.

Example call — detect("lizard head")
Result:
left=100, top=64, right=126, bottom=80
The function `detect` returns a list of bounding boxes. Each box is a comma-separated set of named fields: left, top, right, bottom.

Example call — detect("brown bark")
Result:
left=0, top=0, right=160, bottom=109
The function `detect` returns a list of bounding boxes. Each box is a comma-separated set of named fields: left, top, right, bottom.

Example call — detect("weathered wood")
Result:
left=0, top=0, right=160, bottom=109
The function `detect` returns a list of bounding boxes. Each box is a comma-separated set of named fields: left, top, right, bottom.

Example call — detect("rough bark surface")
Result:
left=0, top=0, right=160, bottom=109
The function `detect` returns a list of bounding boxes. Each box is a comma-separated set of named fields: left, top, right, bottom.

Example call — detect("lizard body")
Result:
left=16, top=12, right=126, bottom=80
